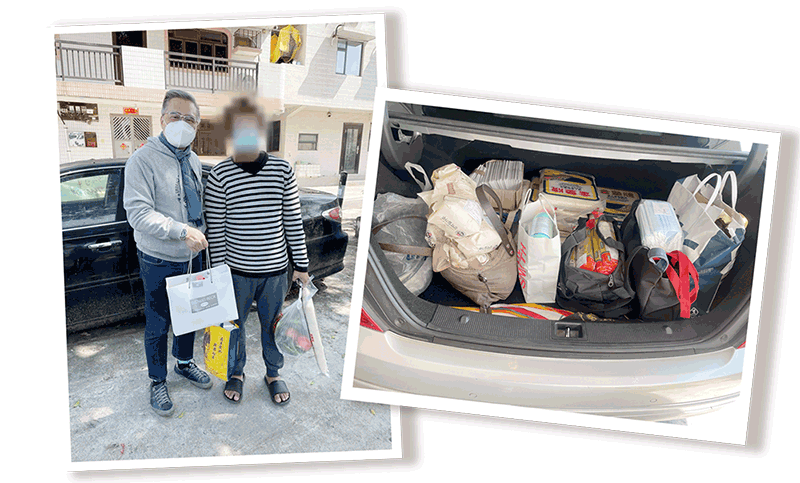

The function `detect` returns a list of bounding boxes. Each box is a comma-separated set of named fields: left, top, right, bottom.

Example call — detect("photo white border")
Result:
left=341, top=86, right=781, bottom=446
left=51, top=13, right=402, bottom=472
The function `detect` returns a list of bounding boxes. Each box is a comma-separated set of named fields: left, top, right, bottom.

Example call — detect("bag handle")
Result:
left=690, top=173, right=723, bottom=214
left=519, top=187, right=533, bottom=212
left=663, top=251, right=699, bottom=318
left=720, top=170, right=738, bottom=210
left=371, top=215, right=434, bottom=257
left=186, top=248, right=213, bottom=282
left=476, top=185, right=515, bottom=257
left=404, top=162, right=432, bottom=191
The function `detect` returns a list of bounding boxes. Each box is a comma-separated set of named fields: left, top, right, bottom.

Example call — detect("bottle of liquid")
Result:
left=528, top=212, right=557, bottom=239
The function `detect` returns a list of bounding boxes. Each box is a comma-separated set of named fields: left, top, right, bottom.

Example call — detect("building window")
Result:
left=298, top=133, right=318, bottom=151
left=168, top=29, right=228, bottom=68
left=113, top=31, right=146, bottom=48
left=335, top=40, right=363, bottom=76
left=268, top=121, right=281, bottom=152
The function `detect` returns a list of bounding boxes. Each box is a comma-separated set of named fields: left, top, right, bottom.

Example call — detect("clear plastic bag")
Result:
left=273, top=282, right=319, bottom=356
left=372, top=193, right=433, bottom=295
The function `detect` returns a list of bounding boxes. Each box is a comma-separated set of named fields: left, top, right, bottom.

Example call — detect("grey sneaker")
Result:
left=150, top=380, right=174, bottom=417
left=174, top=361, right=213, bottom=389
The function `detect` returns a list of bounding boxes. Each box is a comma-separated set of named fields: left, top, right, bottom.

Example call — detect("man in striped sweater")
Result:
left=204, top=97, right=310, bottom=405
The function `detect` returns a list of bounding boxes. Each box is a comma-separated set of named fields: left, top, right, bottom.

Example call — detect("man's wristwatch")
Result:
left=179, top=227, right=188, bottom=241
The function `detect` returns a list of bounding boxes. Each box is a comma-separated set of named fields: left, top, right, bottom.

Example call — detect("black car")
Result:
left=61, top=158, right=348, bottom=333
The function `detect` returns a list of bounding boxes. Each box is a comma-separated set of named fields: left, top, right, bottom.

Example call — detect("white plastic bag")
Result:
left=517, top=192, right=561, bottom=303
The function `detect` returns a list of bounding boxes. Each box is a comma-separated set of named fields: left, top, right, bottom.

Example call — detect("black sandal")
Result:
left=265, top=377, right=290, bottom=406
left=223, top=374, right=245, bottom=403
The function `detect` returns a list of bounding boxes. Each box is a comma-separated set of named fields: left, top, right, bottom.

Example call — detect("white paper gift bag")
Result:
left=167, top=252, right=239, bottom=336
left=517, top=191, right=561, bottom=303
left=667, top=171, right=747, bottom=314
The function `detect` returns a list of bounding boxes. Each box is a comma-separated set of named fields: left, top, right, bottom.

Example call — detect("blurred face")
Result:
left=231, top=114, right=265, bottom=160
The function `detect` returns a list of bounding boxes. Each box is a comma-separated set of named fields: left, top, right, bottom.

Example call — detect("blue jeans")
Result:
left=138, top=250, right=203, bottom=383
left=230, top=272, right=289, bottom=378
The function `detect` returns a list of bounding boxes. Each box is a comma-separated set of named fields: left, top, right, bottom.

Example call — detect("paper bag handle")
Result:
left=690, top=173, right=723, bottom=214
left=720, top=171, right=738, bottom=210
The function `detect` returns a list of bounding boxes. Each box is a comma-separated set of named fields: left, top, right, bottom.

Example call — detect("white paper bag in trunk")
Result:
left=667, top=171, right=747, bottom=314
left=166, top=254, right=239, bottom=336
left=517, top=192, right=561, bottom=303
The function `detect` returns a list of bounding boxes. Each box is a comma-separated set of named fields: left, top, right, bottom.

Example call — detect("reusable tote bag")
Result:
left=517, top=191, right=561, bottom=303
left=166, top=250, right=239, bottom=336
left=667, top=171, right=747, bottom=315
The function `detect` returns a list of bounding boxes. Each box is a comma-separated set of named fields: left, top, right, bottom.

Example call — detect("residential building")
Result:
left=55, top=22, right=378, bottom=177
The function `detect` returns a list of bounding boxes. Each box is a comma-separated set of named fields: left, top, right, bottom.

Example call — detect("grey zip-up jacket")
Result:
left=123, top=136, right=205, bottom=262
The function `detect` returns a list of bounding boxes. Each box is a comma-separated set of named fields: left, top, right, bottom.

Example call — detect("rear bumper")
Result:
left=354, top=329, right=743, bottom=421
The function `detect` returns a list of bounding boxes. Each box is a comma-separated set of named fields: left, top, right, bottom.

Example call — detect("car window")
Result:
left=61, top=169, right=121, bottom=229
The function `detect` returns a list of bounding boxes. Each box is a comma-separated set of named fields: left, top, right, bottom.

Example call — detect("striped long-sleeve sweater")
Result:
left=204, top=153, right=309, bottom=277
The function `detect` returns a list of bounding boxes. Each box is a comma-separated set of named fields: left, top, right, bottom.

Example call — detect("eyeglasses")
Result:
left=165, top=111, right=200, bottom=127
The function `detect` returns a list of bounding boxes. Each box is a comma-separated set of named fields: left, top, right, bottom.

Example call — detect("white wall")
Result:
left=57, top=32, right=113, bottom=44
left=121, top=46, right=165, bottom=89
left=279, top=108, right=372, bottom=177
left=146, top=30, right=166, bottom=51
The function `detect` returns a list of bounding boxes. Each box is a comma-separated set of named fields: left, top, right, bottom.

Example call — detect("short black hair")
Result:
left=161, top=89, right=200, bottom=118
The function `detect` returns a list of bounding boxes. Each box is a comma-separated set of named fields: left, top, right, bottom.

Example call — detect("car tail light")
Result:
left=322, top=207, right=341, bottom=222
left=360, top=308, right=383, bottom=332
left=737, top=341, right=746, bottom=349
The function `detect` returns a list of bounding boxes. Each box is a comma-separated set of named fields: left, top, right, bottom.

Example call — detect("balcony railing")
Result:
left=55, top=40, right=123, bottom=85
left=234, top=28, right=263, bottom=49
left=165, top=52, right=258, bottom=93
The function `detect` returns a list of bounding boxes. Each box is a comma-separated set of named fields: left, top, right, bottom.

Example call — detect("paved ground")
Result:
left=65, top=176, right=390, bottom=463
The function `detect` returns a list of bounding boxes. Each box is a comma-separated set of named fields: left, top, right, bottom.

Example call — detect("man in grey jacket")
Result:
left=123, top=89, right=213, bottom=417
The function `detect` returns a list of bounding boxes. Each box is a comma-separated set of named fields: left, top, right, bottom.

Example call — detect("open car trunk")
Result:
left=366, top=102, right=768, bottom=359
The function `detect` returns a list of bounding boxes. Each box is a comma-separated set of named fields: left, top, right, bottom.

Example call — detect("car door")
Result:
left=61, top=166, right=137, bottom=330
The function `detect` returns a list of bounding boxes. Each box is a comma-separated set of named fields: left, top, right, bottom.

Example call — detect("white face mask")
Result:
left=163, top=120, right=196, bottom=149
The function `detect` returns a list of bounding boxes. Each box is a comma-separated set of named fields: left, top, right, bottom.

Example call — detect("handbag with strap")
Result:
left=621, top=199, right=700, bottom=320
left=556, top=214, right=635, bottom=318
left=438, top=185, right=517, bottom=312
